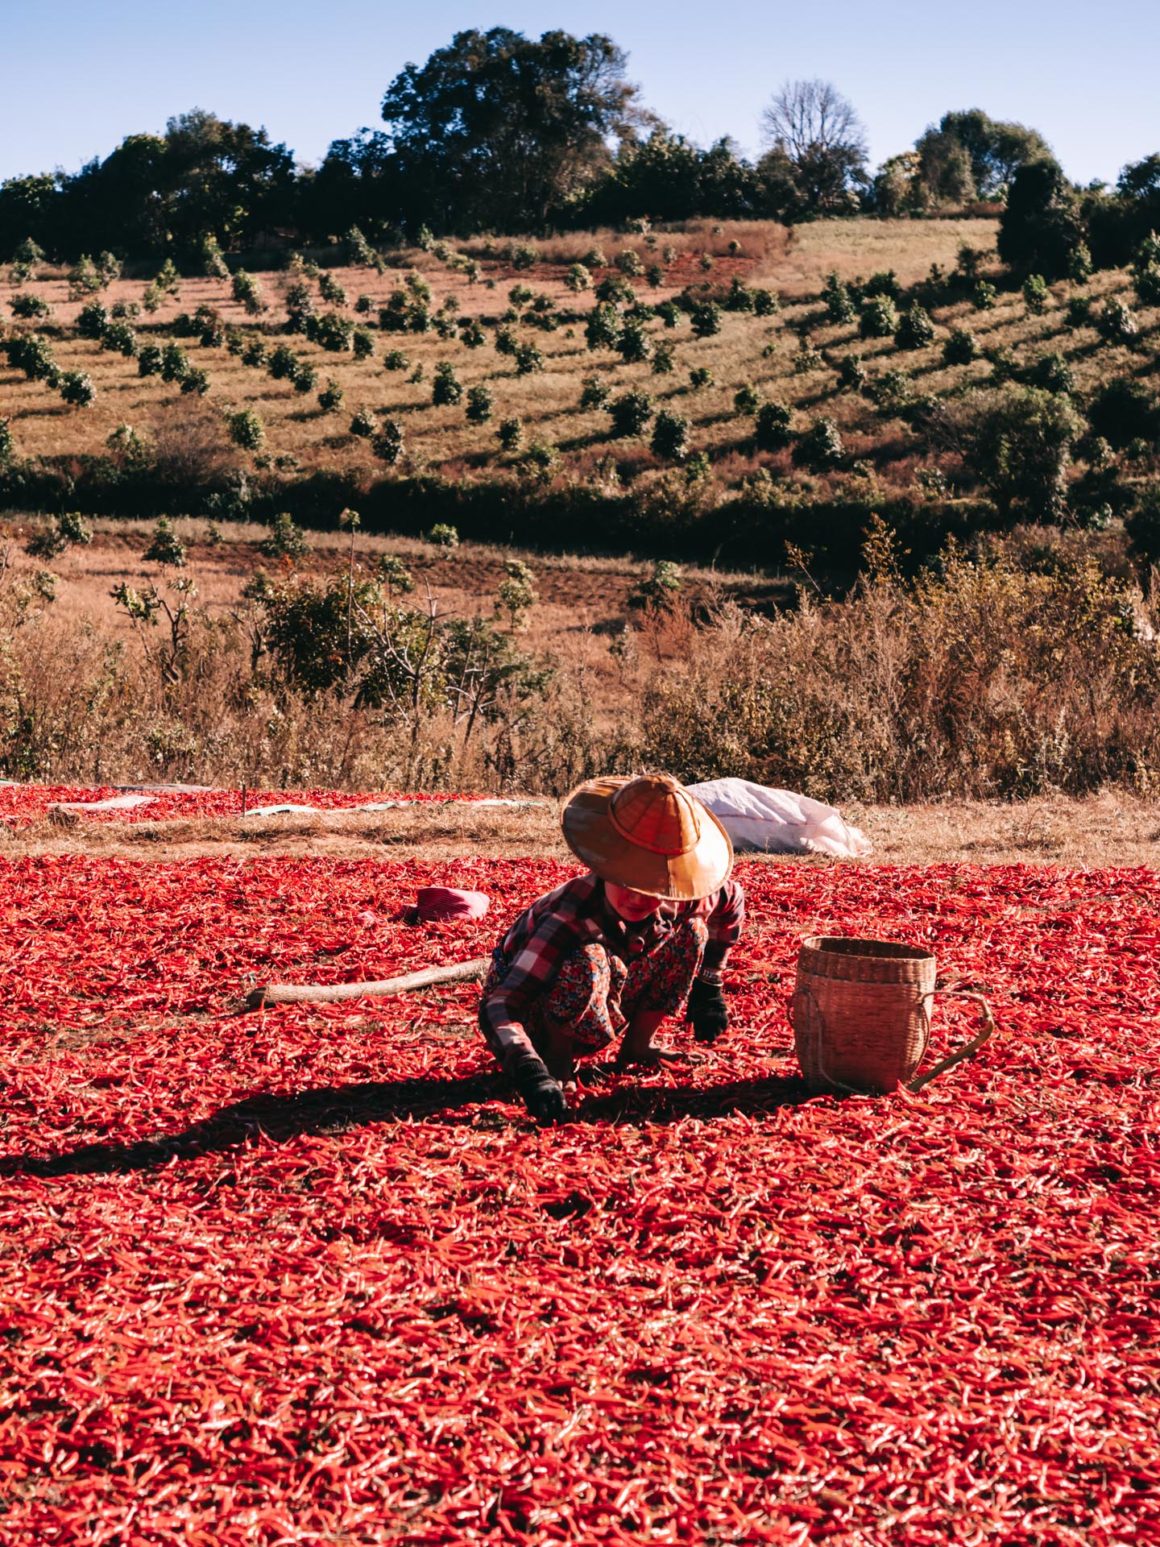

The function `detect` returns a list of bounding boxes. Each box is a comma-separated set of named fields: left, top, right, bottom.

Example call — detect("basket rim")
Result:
left=799, top=933, right=934, bottom=964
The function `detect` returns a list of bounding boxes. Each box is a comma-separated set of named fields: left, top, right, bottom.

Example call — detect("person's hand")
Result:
left=506, top=1049, right=569, bottom=1124
left=686, top=978, right=728, bottom=1044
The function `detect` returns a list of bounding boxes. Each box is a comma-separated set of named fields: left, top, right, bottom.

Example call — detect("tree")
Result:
left=379, top=28, right=642, bottom=232
left=758, top=80, right=868, bottom=216
left=998, top=160, right=1087, bottom=279
left=913, top=110, right=1052, bottom=206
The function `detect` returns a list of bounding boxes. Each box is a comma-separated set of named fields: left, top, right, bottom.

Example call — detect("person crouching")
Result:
left=479, top=773, right=745, bottom=1123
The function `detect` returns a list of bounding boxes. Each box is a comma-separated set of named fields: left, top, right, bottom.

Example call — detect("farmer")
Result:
left=479, top=773, right=745, bottom=1123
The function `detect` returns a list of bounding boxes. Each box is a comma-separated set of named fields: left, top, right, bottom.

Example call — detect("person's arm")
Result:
left=688, top=880, right=746, bottom=1042
left=481, top=893, right=590, bottom=1121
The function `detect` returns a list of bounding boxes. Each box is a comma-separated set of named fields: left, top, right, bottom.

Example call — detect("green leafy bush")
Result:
left=1096, top=298, right=1137, bottom=343
left=608, top=391, right=653, bottom=437
left=268, top=345, right=298, bottom=380
left=1022, top=274, right=1050, bottom=314
left=432, top=361, right=463, bottom=405
left=427, top=522, right=459, bottom=546
left=733, top=383, right=760, bottom=415
left=497, top=417, right=523, bottom=452
left=1025, top=352, right=1074, bottom=395
left=26, top=510, right=92, bottom=558
left=1088, top=378, right=1159, bottom=448
left=291, top=362, right=317, bottom=394
left=510, top=244, right=537, bottom=270
left=261, top=512, right=309, bottom=562
left=466, top=385, right=493, bottom=423
left=580, top=376, right=610, bottom=410
left=822, top=273, right=856, bottom=323
left=836, top=355, right=866, bottom=391
left=307, top=311, right=354, bottom=352
left=616, top=320, right=650, bottom=364
left=627, top=560, right=682, bottom=614
left=384, top=349, right=409, bottom=372
left=585, top=304, right=620, bottom=351
left=943, top=328, right=979, bottom=365
left=971, top=279, right=997, bottom=310
left=9, top=293, right=50, bottom=320
left=953, top=385, right=1083, bottom=519
left=755, top=401, right=792, bottom=450
left=228, top=409, right=265, bottom=450
left=242, top=338, right=268, bottom=368
left=651, top=410, right=690, bottom=461
left=860, top=295, right=898, bottom=338
left=160, top=344, right=191, bottom=383
left=793, top=417, right=844, bottom=469
left=318, top=380, right=345, bottom=414
left=180, top=366, right=210, bottom=396
left=101, top=320, right=138, bottom=357
left=349, top=408, right=376, bottom=438
left=564, top=263, right=592, bottom=293
left=1065, top=296, right=1093, bottom=329
left=373, top=419, right=405, bottom=464
left=689, top=301, right=722, bottom=339
left=688, top=365, right=713, bottom=390
left=352, top=327, right=375, bottom=361
left=137, top=345, right=162, bottom=378
left=894, top=304, right=935, bottom=351
left=232, top=271, right=265, bottom=315
left=144, top=517, right=187, bottom=567
left=514, top=341, right=545, bottom=375
left=615, top=249, right=644, bottom=277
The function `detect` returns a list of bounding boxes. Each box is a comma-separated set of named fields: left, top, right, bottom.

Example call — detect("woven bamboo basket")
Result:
left=791, top=935, right=994, bottom=1095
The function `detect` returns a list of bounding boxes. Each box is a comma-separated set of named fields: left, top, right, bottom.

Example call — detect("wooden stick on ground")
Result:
left=244, top=956, right=489, bottom=1011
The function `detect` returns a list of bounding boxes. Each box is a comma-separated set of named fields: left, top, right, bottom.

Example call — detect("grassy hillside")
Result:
left=7, top=216, right=1097, bottom=540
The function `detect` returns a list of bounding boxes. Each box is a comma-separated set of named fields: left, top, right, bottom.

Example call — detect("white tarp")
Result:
left=688, top=778, right=872, bottom=859
left=57, top=793, right=157, bottom=812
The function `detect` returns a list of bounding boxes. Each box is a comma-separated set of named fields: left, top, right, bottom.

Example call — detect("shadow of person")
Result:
left=0, top=1070, right=815, bottom=1179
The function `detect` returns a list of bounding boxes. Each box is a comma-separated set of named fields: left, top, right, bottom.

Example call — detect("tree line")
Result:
left=0, top=26, right=1157, bottom=270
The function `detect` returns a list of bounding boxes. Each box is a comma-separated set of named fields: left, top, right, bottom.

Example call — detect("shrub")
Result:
left=195, top=306, right=225, bottom=347
left=1096, top=298, right=1137, bottom=343
left=261, top=512, right=309, bottom=562
left=352, top=327, right=375, bottom=361
left=724, top=277, right=755, bottom=313
left=608, top=391, right=653, bottom=437
left=496, top=559, right=538, bottom=629
left=860, top=295, right=898, bottom=338
left=510, top=243, right=537, bottom=270
left=986, top=347, right=1019, bottom=385
left=56, top=370, right=95, bottom=407
left=289, top=362, right=316, bottom=395
left=284, top=282, right=315, bottom=332
left=432, top=361, right=463, bottom=406
left=1065, top=296, right=1093, bottom=329
left=581, top=247, right=607, bottom=269
left=383, top=349, right=409, bottom=372
left=344, top=225, right=382, bottom=269
left=349, top=408, right=376, bottom=438
left=1087, top=378, right=1159, bottom=448
left=688, top=365, right=713, bottom=390
left=793, top=338, right=824, bottom=373
left=627, top=560, right=682, bottom=614
left=26, top=510, right=93, bottom=559
left=689, top=301, right=722, bottom=339
left=651, top=410, right=690, bottom=462
left=955, top=385, right=1084, bottom=519
left=652, top=342, right=675, bottom=374
left=228, top=409, right=265, bottom=450
left=268, top=345, right=298, bottom=380
left=754, top=401, right=792, bottom=450
left=580, top=376, right=610, bottom=410
left=0, top=418, right=13, bottom=467
left=373, top=419, right=405, bottom=465
left=508, top=284, right=533, bottom=310
left=585, top=304, right=621, bottom=351
left=497, top=417, right=523, bottom=452
left=733, top=383, right=760, bottom=415
left=793, top=417, right=844, bottom=470
left=101, top=320, right=138, bottom=357
left=753, top=288, right=779, bottom=317
left=1022, top=274, right=1050, bottom=315
left=459, top=319, right=486, bottom=349
left=180, top=366, right=210, bottom=396
left=242, top=338, right=268, bottom=368
left=76, top=301, right=108, bottom=339
left=1025, top=352, right=1074, bottom=396
left=137, top=345, right=162, bottom=377
left=971, top=279, right=997, bottom=310
left=377, top=554, right=415, bottom=595
left=656, top=300, right=681, bottom=329
left=9, top=293, right=50, bottom=320
left=822, top=273, right=856, bottom=323
left=616, top=320, right=650, bottom=364
left=465, top=385, right=493, bottom=423
left=318, top=379, right=344, bottom=414
left=615, top=248, right=644, bottom=277
left=595, top=275, right=636, bottom=307
left=144, top=517, right=186, bottom=567
left=308, top=310, right=354, bottom=352
left=894, top=304, right=935, bottom=351
left=493, top=326, right=519, bottom=357
left=427, top=523, right=459, bottom=547
left=67, top=256, right=103, bottom=300
left=564, top=263, right=592, bottom=293
left=943, top=327, right=979, bottom=366
left=514, top=341, right=545, bottom=375
left=318, top=272, right=346, bottom=306
left=1067, top=242, right=1093, bottom=284
left=231, top=271, right=265, bottom=315
left=1134, top=265, right=1160, bottom=308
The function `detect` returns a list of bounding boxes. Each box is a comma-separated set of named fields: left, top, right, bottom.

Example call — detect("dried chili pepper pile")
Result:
left=1, top=856, right=1155, bottom=1544
left=0, top=784, right=490, bottom=827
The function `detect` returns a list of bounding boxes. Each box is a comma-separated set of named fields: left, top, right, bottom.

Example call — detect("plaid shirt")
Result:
left=482, top=872, right=745, bottom=1057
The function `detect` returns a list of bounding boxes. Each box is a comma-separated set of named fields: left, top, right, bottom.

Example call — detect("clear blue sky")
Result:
left=3, top=0, right=1158, bottom=187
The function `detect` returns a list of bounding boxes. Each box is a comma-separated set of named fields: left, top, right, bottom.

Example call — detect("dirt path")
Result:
left=6, top=792, right=1157, bottom=866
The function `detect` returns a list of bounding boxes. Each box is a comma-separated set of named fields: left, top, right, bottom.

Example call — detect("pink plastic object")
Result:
left=415, top=887, right=490, bottom=922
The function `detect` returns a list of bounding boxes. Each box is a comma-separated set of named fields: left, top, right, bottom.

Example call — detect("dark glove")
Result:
left=687, top=977, right=728, bottom=1044
left=506, top=1049, right=569, bottom=1124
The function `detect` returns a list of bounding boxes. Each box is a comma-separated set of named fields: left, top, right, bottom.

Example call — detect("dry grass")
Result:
left=4, top=792, right=1156, bottom=867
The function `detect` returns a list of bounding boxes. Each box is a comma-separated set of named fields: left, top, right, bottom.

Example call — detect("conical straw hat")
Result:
left=562, top=773, right=733, bottom=900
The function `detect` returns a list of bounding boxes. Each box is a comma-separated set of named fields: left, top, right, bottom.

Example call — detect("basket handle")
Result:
left=906, top=989, right=996, bottom=1094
